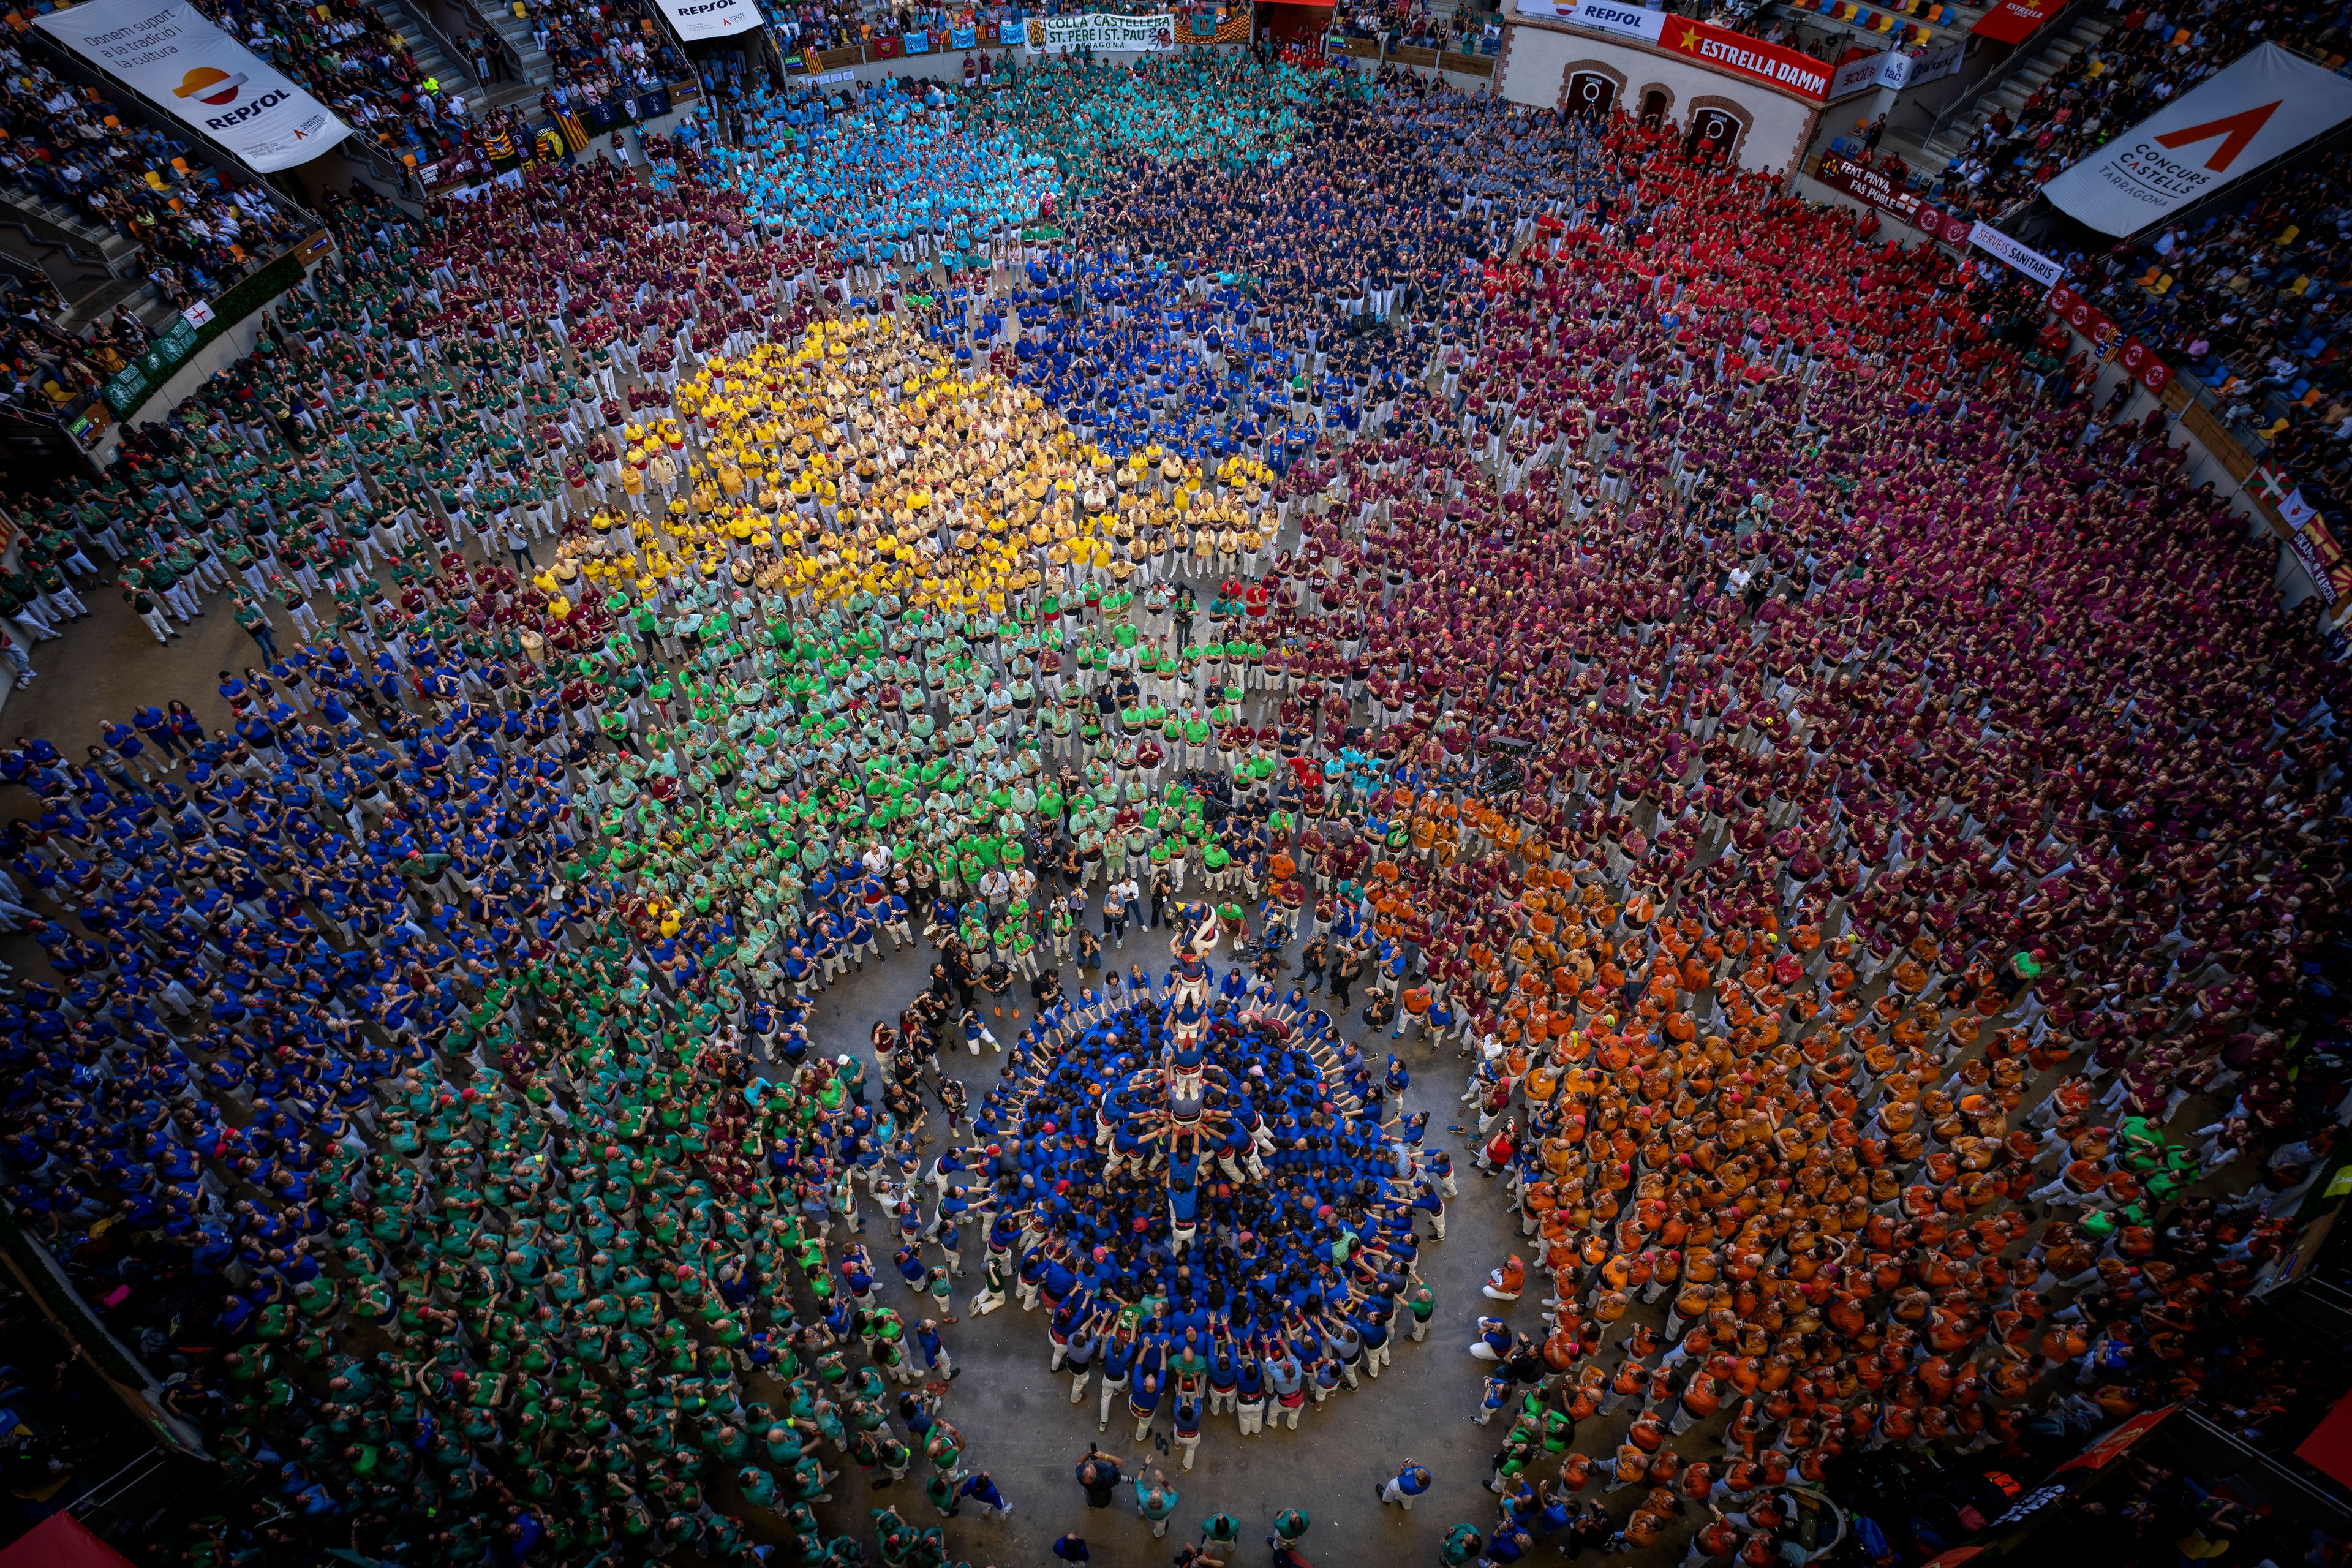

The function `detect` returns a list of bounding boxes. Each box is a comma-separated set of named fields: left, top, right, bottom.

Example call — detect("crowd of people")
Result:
left=0, top=36, right=2344, bottom=1568
left=709, top=74, right=1061, bottom=276
left=532, top=0, right=695, bottom=130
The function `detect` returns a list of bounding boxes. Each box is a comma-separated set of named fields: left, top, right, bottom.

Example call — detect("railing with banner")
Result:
left=1020, top=10, right=1181, bottom=53
left=2031, top=275, right=2351, bottom=618
left=905, top=28, right=932, bottom=52
left=579, top=84, right=674, bottom=134
left=1812, top=149, right=1931, bottom=225
left=102, top=245, right=311, bottom=420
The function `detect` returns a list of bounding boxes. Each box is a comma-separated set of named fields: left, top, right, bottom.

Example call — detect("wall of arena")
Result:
left=1495, top=21, right=1816, bottom=174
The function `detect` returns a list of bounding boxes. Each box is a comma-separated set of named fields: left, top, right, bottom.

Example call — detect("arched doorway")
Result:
left=1566, top=70, right=1618, bottom=118
left=1690, top=106, right=1741, bottom=160
left=1639, top=89, right=1669, bottom=127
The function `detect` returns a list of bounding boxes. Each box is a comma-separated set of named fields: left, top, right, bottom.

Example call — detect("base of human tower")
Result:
left=976, top=909, right=1439, bottom=1429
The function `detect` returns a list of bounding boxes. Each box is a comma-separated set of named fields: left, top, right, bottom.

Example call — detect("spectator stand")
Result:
left=0, top=26, right=336, bottom=461
left=1335, top=0, right=1504, bottom=62
left=1894, top=0, right=2108, bottom=172
left=0, top=28, right=306, bottom=328
left=765, top=2, right=1257, bottom=73
left=372, top=0, right=545, bottom=118
left=2052, top=129, right=2352, bottom=489
left=0, top=1196, right=209, bottom=1460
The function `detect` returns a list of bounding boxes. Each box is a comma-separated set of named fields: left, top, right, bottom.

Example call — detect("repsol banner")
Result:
left=649, top=0, right=764, bottom=41
left=1022, top=11, right=1180, bottom=53
left=35, top=0, right=349, bottom=173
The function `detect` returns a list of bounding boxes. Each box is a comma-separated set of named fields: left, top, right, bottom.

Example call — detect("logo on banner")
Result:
left=175, top=66, right=249, bottom=104
left=2046, top=283, right=2118, bottom=347
left=1664, top=20, right=1831, bottom=96
left=2152, top=100, right=2280, bottom=172
left=1572, top=0, right=1659, bottom=33
left=2044, top=46, right=2352, bottom=235
left=2116, top=336, right=2171, bottom=392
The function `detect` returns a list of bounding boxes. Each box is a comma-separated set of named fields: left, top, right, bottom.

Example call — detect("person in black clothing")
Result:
left=1030, top=966, right=1063, bottom=1015
left=943, top=940, right=978, bottom=1008
left=979, top=954, right=1013, bottom=1023
left=1300, top=933, right=1330, bottom=993
left=1074, top=1446, right=1126, bottom=1508
left=1172, top=582, right=1196, bottom=648
left=1331, top=941, right=1363, bottom=1006
left=1565, top=1502, right=1613, bottom=1559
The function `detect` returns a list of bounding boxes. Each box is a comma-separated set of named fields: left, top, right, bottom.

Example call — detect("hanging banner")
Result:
left=2115, top=335, right=2172, bottom=394
left=2253, top=467, right=2322, bottom=532
left=1972, top=0, right=2060, bottom=44
left=1924, top=207, right=1975, bottom=246
left=1828, top=51, right=1883, bottom=101
left=647, top=0, right=763, bottom=37
left=1656, top=17, right=1831, bottom=99
left=1895, top=40, right=1964, bottom=88
left=2288, top=525, right=2346, bottom=606
left=1967, top=221, right=2065, bottom=286
left=34, top=0, right=350, bottom=173
left=1520, top=0, right=1669, bottom=39
left=904, top=28, right=931, bottom=52
left=2044, top=282, right=2120, bottom=349
left=1023, top=11, right=1180, bottom=52
left=1825, top=40, right=1963, bottom=100
left=1813, top=151, right=1929, bottom=225
left=2043, top=43, right=2352, bottom=236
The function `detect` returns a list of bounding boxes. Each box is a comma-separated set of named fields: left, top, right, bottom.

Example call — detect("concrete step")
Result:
left=477, top=6, right=554, bottom=85
left=482, top=78, right=546, bottom=110
left=371, top=0, right=483, bottom=97
left=0, top=187, right=146, bottom=277
left=52, top=274, right=151, bottom=336
left=1, top=188, right=112, bottom=251
left=132, top=282, right=185, bottom=333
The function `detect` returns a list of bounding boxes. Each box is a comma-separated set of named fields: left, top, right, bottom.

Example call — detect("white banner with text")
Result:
left=36, top=0, right=350, bottom=173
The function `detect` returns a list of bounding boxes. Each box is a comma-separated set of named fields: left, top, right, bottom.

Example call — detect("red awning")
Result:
left=1972, top=0, right=2060, bottom=43
left=0, top=1517, right=137, bottom=1568
left=2298, top=1392, right=2352, bottom=1488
